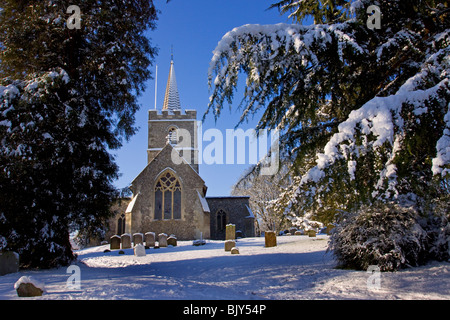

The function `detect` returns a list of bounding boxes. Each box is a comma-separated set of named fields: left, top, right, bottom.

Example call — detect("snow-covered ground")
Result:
left=0, top=235, right=449, bottom=300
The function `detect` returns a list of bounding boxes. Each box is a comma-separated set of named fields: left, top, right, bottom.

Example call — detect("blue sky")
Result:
left=112, top=0, right=289, bottom=196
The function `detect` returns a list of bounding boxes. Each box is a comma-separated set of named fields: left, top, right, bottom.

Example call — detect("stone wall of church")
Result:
left=147, top=109, right=199, bottom=173
left=207, top=197, right=255, bottom=240
left=129, top=145, right=209, bottom=241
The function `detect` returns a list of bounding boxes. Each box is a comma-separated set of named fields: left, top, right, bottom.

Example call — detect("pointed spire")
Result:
left=162, top=53, right=181, bottom=112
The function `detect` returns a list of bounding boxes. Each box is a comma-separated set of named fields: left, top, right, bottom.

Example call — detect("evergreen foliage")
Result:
left=0, top=1, right=158, bottom=268
left=208, top=0, right=450, bottom=268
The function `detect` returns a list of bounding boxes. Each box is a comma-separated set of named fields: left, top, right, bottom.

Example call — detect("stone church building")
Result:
left=104, top=58, right=255, bottom=242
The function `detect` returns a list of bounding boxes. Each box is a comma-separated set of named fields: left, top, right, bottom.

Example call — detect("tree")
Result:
left=0, top=1, right=158, bottom=268
left=231, top=158, right=292, bottom=233
left=207, top=0, right=450, bottom=268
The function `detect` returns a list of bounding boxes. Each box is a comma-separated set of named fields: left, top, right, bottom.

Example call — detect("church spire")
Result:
left=162, top=53, right=181, bottom=112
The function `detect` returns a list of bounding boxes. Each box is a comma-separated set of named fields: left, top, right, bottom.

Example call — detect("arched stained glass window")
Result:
left=154, top=171, right=182, bottom=220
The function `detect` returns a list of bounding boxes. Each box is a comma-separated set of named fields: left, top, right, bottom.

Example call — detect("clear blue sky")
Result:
left=112, top=0, right=289, bottom=196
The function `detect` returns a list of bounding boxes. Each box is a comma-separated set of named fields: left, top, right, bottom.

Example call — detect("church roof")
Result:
left=162, top=58, right=181, bottom=112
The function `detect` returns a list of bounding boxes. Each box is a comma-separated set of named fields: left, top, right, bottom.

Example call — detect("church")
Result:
left=105, top=57, right=255, bottom=242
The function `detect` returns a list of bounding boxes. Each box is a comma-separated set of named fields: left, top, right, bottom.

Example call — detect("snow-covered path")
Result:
left=0, top=235, right=449, bottom=300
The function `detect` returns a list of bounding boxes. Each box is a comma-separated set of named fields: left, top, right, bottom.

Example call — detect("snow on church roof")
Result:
left=162, top=58, right=181, bottom=112
left=125, top=193, right=139, bottom=213
left=197, top=190, right=210, bottom=213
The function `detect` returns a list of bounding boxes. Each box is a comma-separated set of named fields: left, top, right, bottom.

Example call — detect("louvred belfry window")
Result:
left=154, top=171, right=182, bottom=220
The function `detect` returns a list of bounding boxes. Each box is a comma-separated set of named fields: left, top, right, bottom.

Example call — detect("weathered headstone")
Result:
left=294, top=230, right=303, bottom=236
left=121, top=233, right=132, bottom=249
left=236, top=230, right=244, bottom=238
left=0, top=251, right=19, bottom=276
left=265, top=231, right=277, bottom=247
left=224, top=240, right=236, bottom=251
left=133, top=233, right=144, bottom=246
left=145, top=232, right=156, bottom=247
left=134, top=244, right=146, bottom=257
left=158, top=233, right=168, bottom=247
left=110, top=235, right=121, bottom=250
left=289, top=227, right=297, bottom=235
left=308, top=230, right=316, bottom=237
left=231, top=247, right=240, bottom=254
left=326, top=225, right=334, bottom=235
left=225, top=224, right=235, bottom=240
left=14, top=276, right=45, bottom=297
left=167, top=235, right=177, bottom=247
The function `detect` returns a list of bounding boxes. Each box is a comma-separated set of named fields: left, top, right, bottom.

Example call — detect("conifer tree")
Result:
left=208, top=0, right=450, bottom=269
left=0, top=1, right=158, bottom=268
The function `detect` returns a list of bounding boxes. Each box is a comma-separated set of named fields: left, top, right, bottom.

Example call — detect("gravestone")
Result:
left=158, top=233, right=168, bottom=247
left=236, top=230, right=244, bottom=238
left=224, top=240, right=235, bottom=251
left=134, top=244, right=146, bottom=257
left=308, top=230, right=316, bottom=237
left=0, top=251, right=19, bottom=276
left=231, top=247, right=240, bottom=254
left=110, top=235, right=121, bottom=250
left=167, top=236, right=177, bottom=247
left=289, top=227, right=297, bottom=235
left=133, top=233, right=144, bottom=246
left=121, top=233, right=132, bottom=249
left=225, top=224, right=235, bottom=240
left=326, top=225, right=334, bottom=235
left=265, top=231, right=277, bottom=247
left=294, top=230, right=303, bottom=236
left=145, top=232, right=156, bottom=247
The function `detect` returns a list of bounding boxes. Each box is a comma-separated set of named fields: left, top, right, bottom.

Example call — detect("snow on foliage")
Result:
left=208, top=1, right=450, bottom=269
left=208, top=5, right=450, bottom=218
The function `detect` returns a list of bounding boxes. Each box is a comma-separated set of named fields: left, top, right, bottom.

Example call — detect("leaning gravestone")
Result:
left=133, top=233, right=144, bottom=246
left=167, top=235, right=177, bottom=247
left=145, top=232, right=156, bottom=247
left=134, top=244, right=146, bottom=257
left=225, top=224, right=235, bottom=240
left=0, top=251, right=19, bottom=276
left=225, top=240, right=236, bottom=251
left=158, top=233, right=168, bottom=247
left=110, top=235, right=121, bottom=250
left=265, top=231, right=277, bottom=247
left=121, top=233, right=132, bottom=249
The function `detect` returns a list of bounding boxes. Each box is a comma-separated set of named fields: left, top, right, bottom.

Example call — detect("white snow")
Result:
left=0, top=235, right=448, bottom=300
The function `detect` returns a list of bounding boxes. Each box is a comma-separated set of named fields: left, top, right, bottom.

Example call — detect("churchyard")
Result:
left=0, top=232, right=449, bottom=300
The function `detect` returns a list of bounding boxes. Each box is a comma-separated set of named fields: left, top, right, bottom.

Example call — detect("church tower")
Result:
left=147, top=57, right=199, bottom=172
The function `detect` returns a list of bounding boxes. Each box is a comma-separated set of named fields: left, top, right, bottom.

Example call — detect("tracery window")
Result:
left=154, top=171, right=182, bottom=220
left=217, top=209, right=227, bottom=232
